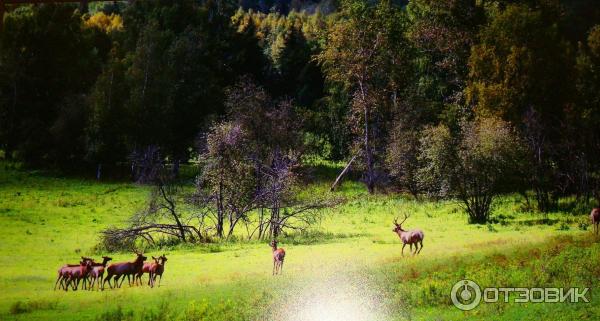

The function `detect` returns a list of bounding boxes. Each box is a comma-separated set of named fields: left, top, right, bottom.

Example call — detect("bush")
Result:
left=417, top=117, right=526, bottom=223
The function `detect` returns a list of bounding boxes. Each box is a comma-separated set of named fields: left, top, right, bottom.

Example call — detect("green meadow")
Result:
left=0, top=163, right=598, bottom=321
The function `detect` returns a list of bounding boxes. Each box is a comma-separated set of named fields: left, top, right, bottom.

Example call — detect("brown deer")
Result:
left=149, top=254, right=167, bottom=288
left=63, top=260, right=94, bottom=291
left=393, top=214, right=424, bottom=255
left=53, top=256, right=93, bottom=291
left=88, top=256, right=112, bottom=291
left=102, top=252, right=147, bottom=289
left=270, top=240, right=285, bottom=275
left=591, top=208, right=600, bottom=235
left=135, top=257, right=158, bottom=287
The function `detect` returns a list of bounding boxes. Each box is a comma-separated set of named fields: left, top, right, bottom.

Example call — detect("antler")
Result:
left=393, top=216, right=399, bottom=226
left=398, top=213, right=410, bottom=226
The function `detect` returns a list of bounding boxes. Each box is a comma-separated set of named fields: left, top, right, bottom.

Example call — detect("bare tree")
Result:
left=100, top=147, right=203, bottom=250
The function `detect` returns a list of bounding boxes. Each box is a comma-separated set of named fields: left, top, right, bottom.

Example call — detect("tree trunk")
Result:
left=359, top=81, right=375, bottom=194
left=159, top=183, right=186, bottom=242
left=331, top=155, right=356, bottom=191
left=172, top=158, right=180, bottom=177
left=96, top=163, right=102, bottom=180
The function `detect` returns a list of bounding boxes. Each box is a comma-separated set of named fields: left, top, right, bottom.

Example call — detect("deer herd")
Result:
left=54, top=207, right=600, bottom=291
left=54, top=252, right=167, bottom=291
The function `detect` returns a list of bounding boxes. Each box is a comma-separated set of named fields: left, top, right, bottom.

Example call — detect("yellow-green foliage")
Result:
left=84, top=12, right=124, bottom=33
left=231, top=9, right=324, bottom=69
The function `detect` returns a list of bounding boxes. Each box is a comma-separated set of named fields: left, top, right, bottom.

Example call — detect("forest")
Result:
left=1, top=0, right=600, bottom=320
left=2, top=0, right=600, bottom=214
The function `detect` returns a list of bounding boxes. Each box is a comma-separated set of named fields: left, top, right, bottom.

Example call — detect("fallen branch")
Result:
left=102, top=223, right=203, bottom=248
left=330, top=155, right=356, bottom=191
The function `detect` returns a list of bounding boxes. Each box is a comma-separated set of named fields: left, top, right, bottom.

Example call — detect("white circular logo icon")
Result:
left=451, top=279, right=482, bottom=310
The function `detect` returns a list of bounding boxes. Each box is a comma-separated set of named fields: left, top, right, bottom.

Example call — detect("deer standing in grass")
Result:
left=102, top=252, right=147, bottom=289
left=135, top=254, right=167, bottom=287
left=135, top=257, right=157, bottom=286
left=54, top=256, right=93, bottom=291
left=393, top=214, right=424, bottom=255
left=88, top=256, right=112, bottom=291
left=270, top=240, right=285, bottom=275
left=591, top=208, right=600, bottom=235
left=149, top=254, right=167, bottom=288
left=63, top=260, right=93, bottom=291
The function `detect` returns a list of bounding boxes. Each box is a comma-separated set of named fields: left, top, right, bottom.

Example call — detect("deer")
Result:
left=62, top=259, right=94, bottom=291
left=270, top=240, right=285, bottom=275
left=135, top=256, right=158, bottom=287
left=149, top=254, right=167, bottom=288
left=102, top=252, right=147, bottom=289
left=88, top=256, right=112, bottom=291
left=53, top=256, right=93, bottom=291
left=591, top=208, right=600, bottom=235
left=392, top=213, right=424, bottom=255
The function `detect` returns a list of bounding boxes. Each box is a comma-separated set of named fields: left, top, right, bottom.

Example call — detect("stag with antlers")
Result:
left=392, top=214, right=424, bottom=255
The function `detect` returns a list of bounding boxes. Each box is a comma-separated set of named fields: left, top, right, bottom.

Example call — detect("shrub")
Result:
left=418, top=117, right=526, bottom=223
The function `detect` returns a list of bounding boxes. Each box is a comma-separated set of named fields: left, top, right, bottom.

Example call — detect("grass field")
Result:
left=0, top=163, right=598, bottom=320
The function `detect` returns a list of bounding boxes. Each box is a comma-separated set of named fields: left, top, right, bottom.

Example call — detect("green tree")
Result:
left=418, top=117, right=525, bottom=223
left=318, top=0, right=410, bottom=193
left=466, top=3, right=574, bottom=211
left=0, top=4, right=108, bottom=165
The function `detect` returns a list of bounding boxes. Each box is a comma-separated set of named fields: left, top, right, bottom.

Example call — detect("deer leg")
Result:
left=102, top=274, right=110, bottom=290
left=89, top=277, right=95, bottom=291
left=280, top=261, right=284, bottom=275
left=401, top=243, right=406, bottom=256
left=64, top=278, right=71, bottom=292
left=107, top=275, right=114, bottom=289
left=418, top=240, right=423, bottom=254
left=61, top=276, right=68, bottom=290
left=409, top=243, right=413, bottom=255
left=158, top=274, right=162, bottom=287
left=53, top=274, right=63, bottom=291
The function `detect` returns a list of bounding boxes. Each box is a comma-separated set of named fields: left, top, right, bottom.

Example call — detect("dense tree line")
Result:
left=2, top=0, right=600, bottom=226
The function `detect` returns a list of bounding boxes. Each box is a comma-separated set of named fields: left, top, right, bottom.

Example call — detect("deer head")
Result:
left=392, top=213, right=410, bottom=233
left=134, top=251, right=147, bottom=263
left=270, top=240, right=278, bottom=249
